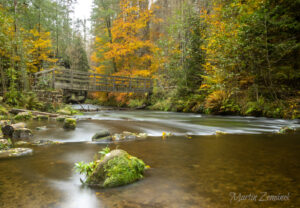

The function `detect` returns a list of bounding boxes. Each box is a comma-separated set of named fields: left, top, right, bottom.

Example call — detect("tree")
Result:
left=104, top=0, right=160, bottom=77
left=25, top=27, right=57, bottom=73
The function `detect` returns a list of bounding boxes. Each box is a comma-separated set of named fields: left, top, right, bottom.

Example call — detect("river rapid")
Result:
left=0, top=106, right=299, bottom=208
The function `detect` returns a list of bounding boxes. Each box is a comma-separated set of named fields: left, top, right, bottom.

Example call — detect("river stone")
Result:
left=92, top=131, right=111, bottom=141
left=0, top=148, right=33, bottom=159
left=1, top=123, right=30, bottom=139
left=86, top=149, right=146, bottom=187
left=12, top=128, right=33, bottom=140
left=63, top=118, right=76, bottom=129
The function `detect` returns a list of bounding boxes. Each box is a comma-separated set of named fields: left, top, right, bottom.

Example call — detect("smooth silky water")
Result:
left=0, top=107, right=299, bottom=208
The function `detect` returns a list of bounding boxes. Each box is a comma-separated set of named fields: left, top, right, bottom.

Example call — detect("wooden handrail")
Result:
left=34, top=68, right=153, bottom=93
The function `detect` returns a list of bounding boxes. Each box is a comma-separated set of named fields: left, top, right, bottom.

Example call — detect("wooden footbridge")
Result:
left=34, top=68, right=153, bottom=93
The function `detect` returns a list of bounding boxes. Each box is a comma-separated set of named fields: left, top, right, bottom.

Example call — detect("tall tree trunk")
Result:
left=105, top=15, right=118, bottom=73
left=0, top=58, right=6, bottom=95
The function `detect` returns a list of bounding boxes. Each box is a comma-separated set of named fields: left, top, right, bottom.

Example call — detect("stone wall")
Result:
left=34, top=90, right=63, bottom=104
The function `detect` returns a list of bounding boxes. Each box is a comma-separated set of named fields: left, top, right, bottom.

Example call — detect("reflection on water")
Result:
left=0, top=109, right=299, bottom=208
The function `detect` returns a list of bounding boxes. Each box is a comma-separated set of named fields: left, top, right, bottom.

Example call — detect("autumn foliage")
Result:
left=92, top=0, right=160, bottom=77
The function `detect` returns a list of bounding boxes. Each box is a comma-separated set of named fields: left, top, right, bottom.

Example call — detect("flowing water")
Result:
left=0, top=106, right=299, bottom=208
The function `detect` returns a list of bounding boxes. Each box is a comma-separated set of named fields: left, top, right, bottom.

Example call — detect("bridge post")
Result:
left=52, top=69, right=55, bottom=89
left=71, top=70, right=73, bottom=89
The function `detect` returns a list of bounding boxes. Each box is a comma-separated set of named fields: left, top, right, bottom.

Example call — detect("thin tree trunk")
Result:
left=0, top=58, right=6, bottom=95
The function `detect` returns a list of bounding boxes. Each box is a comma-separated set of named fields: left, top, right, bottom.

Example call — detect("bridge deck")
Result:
left=34, top=68, right=153, bottom=93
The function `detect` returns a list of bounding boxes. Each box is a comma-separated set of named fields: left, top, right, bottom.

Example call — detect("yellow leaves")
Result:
left=25, top=27, right=57, bottom=73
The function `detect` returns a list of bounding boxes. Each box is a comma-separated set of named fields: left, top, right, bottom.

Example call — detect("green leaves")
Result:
left=98, top=147, right=110, bottom=156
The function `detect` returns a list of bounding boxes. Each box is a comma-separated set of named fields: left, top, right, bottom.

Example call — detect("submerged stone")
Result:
left=0, top=148, right=33, bottom=159
left=32, top=140, right=63, bottom=146
left=84, top=149, right=146, bottom=188
left=215, top=130, right=228, bottom=135
left=278, top=126, right=295, bottom=134
left=112, top=132, right=148, bottom=141
left=35, top=126, right=47, bottom=131
left=63, top=118, right=76, bottom=129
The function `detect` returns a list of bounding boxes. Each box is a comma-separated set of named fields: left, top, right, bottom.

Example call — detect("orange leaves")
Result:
left=102, top=0, right=160, bottom=77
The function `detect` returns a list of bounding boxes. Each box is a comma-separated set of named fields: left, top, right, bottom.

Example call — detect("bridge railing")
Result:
left=34, top=68, right=153, bottom=93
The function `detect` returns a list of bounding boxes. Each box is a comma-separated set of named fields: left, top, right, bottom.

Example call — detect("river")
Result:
left=0, top=106, right=299, bottom=208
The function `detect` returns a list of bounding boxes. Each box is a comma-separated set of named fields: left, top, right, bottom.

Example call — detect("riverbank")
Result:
left=84, top=95, right=300, bottom=120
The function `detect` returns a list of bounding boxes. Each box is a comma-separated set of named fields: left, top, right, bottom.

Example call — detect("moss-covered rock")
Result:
left=76, top=149, right=146, bottom=188
left=63, top=118, right=76, bottom=129
left=14, top=112, right=32, bottom=121
left=92, top=131, right=111, bottom=141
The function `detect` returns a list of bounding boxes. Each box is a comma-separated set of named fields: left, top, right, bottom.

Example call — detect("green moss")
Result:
left=102, top=155, right=145, bottom=187
left=63, top=118, right=76, bottom=129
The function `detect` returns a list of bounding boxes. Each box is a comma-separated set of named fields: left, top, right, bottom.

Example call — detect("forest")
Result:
left=0, top=0, right=299, bottom=119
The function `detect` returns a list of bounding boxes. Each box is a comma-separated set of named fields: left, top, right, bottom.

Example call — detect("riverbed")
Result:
left=0, top=107, right=299, bottom=208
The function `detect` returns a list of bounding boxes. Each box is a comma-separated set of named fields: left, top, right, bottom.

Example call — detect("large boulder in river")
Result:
left=85, top=149, right=146, bottom=188
left=92, top=131, right=111, bottom=141
left=63, top=118, right=76, bottom=129
left=2, top=123, right=32, bottom=140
